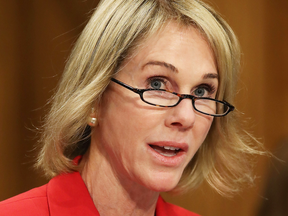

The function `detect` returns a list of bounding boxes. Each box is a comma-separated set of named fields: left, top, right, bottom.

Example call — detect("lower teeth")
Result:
left=159, top=152, right=176, bottom=157
left=152, top=147, right=177, bottom=157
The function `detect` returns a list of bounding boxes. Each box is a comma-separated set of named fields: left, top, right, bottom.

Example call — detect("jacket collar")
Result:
left=47, top=172, right=100, bottom=216
left=46, top=171, right=184, bottom=216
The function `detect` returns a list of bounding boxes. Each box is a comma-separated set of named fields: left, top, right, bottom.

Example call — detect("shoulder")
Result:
left=0, top=185, right=49, bottom=216
left=157, top=196, right=200, bottom=216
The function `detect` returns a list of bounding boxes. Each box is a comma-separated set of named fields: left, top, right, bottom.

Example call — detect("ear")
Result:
left=87, top=108, right=98, bottom=127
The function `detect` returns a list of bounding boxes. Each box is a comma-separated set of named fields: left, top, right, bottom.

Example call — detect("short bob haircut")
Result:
left=37, top=0, right=263, bottom=196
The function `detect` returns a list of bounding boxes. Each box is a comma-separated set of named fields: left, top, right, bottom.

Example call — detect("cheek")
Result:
left=194, top=116, right=214, bottom=144
left=99, top=91, right=162, bottom=145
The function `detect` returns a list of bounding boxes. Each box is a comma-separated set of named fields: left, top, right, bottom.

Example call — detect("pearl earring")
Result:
left=88, top=117, right=97, bottom=126
left=88, top=107, right=97, bottom=126
left=91, top=117, right=97, bottom=124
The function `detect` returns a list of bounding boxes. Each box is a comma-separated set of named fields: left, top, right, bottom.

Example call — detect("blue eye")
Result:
left=194, top=87, right=206, bottom=97
left=150, top=79, right=163, bottom=89
left=193, top=84, right=216, bottom=97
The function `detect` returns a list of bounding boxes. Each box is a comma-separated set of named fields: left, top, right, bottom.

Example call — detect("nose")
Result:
left=165, top=98, right=195, bottom=130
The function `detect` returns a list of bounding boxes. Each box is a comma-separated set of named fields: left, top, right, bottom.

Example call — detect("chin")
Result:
left=143, top=174, right=181, bottom=192
left=149, top=182, right=178, bottom=193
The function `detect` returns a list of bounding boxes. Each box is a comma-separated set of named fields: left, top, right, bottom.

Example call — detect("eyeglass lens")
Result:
left=142, top=90, right=228, bottom=115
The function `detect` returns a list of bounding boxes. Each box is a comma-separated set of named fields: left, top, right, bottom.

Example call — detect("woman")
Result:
left=0, top=0, right=263, bottom=215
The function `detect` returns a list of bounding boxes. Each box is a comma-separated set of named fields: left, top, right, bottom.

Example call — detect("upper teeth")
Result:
left=163, top=146, right=180, bottom=151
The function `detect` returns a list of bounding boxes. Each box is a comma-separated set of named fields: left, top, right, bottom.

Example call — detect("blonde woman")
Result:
left=0, top=0, right=263, bottom=215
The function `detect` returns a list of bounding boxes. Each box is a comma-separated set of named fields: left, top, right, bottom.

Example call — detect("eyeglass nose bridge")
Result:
left=174, top=93, right=196, bottom=107
left=175, top=94, right=215, bottom=116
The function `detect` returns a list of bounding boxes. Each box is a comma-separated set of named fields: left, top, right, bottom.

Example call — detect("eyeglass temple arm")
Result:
left=223, top=100, right=235, bottom=111
left=111, top=78, right=142, bottom=93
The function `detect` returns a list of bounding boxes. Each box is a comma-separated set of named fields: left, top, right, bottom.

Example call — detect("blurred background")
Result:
left=0, top=0, right=287, bottom=215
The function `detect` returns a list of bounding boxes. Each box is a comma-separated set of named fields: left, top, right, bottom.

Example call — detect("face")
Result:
left=92, top=22, right=217, bottom=192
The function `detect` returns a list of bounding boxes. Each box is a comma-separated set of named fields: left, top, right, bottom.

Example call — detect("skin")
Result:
left=81, top=21, right=217, bottom=216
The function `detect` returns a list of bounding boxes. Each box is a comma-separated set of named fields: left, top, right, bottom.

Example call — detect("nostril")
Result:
left=171, top=122, right=182, bottom=127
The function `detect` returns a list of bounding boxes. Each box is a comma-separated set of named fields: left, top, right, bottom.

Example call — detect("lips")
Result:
left=147, top=141, right=188, bottom=167
left=148, top=141, right=188, bottom=158
left=149, top=145, right=181, bottom=157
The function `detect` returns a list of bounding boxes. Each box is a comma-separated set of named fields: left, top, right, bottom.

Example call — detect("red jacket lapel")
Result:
left=46, top=171, right=198, bottom=216
left=47, top=172, right=100, bottom=216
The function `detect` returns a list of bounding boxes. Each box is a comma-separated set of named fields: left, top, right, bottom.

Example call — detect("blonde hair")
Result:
left=37, top=0, right=264, bottom=196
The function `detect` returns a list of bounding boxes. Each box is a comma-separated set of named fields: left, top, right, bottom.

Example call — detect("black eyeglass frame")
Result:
left=111, top=78, right=235, bottom=117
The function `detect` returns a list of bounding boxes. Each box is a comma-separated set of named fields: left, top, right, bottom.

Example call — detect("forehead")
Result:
left=122, top=21, right=217, bottom=76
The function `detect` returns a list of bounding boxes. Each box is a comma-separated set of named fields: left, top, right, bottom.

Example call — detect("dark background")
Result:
left=1, top=1, right=288, bottom=215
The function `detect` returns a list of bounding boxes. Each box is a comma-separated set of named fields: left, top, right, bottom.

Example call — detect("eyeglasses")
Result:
left=111, top=78, right=235, bottom=117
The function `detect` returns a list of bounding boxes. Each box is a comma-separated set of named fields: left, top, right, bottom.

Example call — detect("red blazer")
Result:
left=0, top=172, right=199, bottom=216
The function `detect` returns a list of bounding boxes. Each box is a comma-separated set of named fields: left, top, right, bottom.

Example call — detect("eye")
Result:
left=147, top=77, right=167, bottom=90
left=193, top=84, right=216, bottom=97
left=150, top=79, right=162, bottom=89
left=194, top=87, right=206, bottom=97
left=193, top=87, right=207, bottom=97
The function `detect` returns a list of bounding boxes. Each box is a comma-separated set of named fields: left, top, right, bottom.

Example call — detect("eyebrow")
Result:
left=143, top=60, right=218, bottom=80
left=143, top=61, right=179, bottom=73
left=202, top=73, right=218, bottom=80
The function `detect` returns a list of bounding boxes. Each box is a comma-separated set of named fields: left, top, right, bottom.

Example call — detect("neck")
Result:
left=80, top=146, right=159, bottom=216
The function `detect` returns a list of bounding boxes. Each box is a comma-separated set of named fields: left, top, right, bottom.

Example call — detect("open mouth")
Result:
left=149, top=145, right=182, bottom=157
